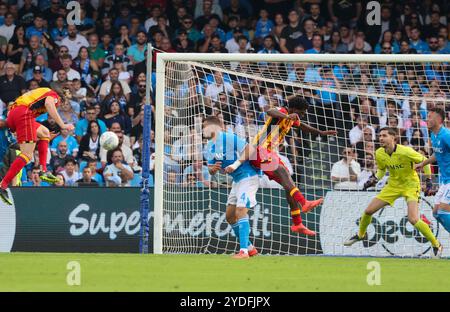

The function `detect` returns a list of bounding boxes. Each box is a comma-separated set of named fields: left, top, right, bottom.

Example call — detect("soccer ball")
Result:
left=100, top=131, right=119, bottom=151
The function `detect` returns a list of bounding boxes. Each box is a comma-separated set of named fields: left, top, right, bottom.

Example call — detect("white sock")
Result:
left=240, top=248, right=249, bottom=254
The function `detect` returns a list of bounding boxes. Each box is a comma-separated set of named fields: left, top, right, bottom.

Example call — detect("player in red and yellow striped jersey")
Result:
left=0, top=87, right=74, bottom=205
left=226, top=96, right=336, bottom=236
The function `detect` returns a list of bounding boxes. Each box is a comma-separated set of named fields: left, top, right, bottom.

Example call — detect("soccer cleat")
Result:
left=39, top=171, right=58, bottom=184
left=302, top=198, right=324, bottom=213
left=232, top=250, right=250, bottom=259
left=0, top=188, right=12, bottom=206
left=344, top=233, right=367, bottom=247
left=432, top=243, right=443, bottom=259
left=291, top=223, right=316, bottom=236
left=248, top=247, right=259, bottom=257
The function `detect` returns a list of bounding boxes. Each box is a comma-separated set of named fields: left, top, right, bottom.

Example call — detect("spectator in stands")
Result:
left=99, top=68, right=132, bottom=101
left=87, top=33, right=105, bottom=69
left=223, top=27, right=249, bottom=54
left=7, top=25, right=26, bottom=66
left=101, top=81, right=129, bottom=112
left=380, top=100, right=404, bottom=129
left=51, top=54, right=81, bottom=82
left=103, top=148, right=134, bottom=187
left=195, top=0, right=222, bottom=30
left=74, top=166, right=99, bottom=187
left=0, top=62, right=26, bottom=106
left=102, top=100, right=132, bottom=134
left=257, top=35, right=279, bottom=54
left=19, top=35, right=48, bottom=74
left=271, top=13, right=286, bottom=45
left=50, top=15, right=68, bottom=45
left=174, top=30, right=197, bottom=52
left=331, top=147, right=361, bottom=190
left=61, top=158, right=81, bottom=186
left=130, top=110, right=145, bottom=147
left=101, top=43, right=133, bottom=78
left=324, top=30, right=348, bottom=53
left=127, top=31, right=148, bottom=65
left=255, top=9, right=274, bottom=44
left=349, top=115, right=376, bottom=146
left=357, top=153, right=377, bottom=190
left=75, top=106, right=108, bottom=142
left=328, top=0, right=362, bottom=28
left=279, top=9, right=302, bottom=53
left=114, top=4, right=133, bottom=29
left=178, top=15, right=202, bottom=44
left=60, top=25, right=89, bottom=60
left=116, top=24, right=133, bottom=50
left=182, top=160, right=213, bottom=188
left=100, top=130, right=134, bottom=167
left=205, top=70, right=236, bottom=106
left=57, top=97, right=79, bottom=126
left=305, top=34, right=323, bottom=54
left=78, top=120, right=101, bottom=162
left=405, top=113, right=429, bottom=144
left=0, top=12, right=15, bottom=42
left=23, top=165, right=50, bottom=187
left=110, top=122, right=131, bottom=149
left=409, top=27, right=430, bottom=54
left=27, top=65, right=51, bottom=88
left=375, top=31, right=400, bottom=54
left=50, top=140, right=71, bottom=173
left=24, top=54, right=52, bottom=82
left=50, top=68, right=69, bottom=91
left=51, top=127, right=79, bottom=158
left=73, top=46, right=98, bottom=86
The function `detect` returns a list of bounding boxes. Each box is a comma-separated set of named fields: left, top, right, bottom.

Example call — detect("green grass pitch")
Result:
left=0, top=253, right=449, bottom=291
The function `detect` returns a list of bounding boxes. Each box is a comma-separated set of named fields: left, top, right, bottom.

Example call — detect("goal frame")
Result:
left=153, top=53, right=450, bottom=254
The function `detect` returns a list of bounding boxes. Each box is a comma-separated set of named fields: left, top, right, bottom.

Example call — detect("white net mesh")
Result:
left=156, top=54, right=450, bottom=257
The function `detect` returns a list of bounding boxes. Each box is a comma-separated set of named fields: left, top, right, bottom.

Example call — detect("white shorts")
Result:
left=435, top=183, right=450, bottom=205
left=227, top=175, right=259, bottom=208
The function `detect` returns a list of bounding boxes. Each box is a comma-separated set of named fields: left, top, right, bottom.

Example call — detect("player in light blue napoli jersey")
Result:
left=203, top=115, right=260, bottom=259
left=416, top=108, right=450, bottom=233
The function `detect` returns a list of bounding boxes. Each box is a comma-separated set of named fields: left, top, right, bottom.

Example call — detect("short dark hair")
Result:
left=429, top=107, right=446, bottom=121
left=203, top=115, right=222, bottom=126
left=379, top=127, right=398, bottom=138
left=65, top=157, right=77, bottom=166
left=288, top=96, right=309, bottom=111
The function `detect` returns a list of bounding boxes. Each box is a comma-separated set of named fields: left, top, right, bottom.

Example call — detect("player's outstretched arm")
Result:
left=45, top=97, right=74, bottom=131
left=299, top=122, right=337, bottom=136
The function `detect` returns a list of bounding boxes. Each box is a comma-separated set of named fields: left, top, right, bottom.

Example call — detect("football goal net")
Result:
left=152, top=53, right=450, bottom=258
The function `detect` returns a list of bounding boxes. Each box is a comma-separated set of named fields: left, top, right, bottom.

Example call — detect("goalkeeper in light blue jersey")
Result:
left=416, top=108, right=450, bottom=233
left=203, top=116, right=260, bottom=259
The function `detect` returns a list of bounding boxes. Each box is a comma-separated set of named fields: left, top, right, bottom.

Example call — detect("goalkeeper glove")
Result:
left=424, top=178, right=436, bottom=196
left=363, top=174, right=378, bottom=191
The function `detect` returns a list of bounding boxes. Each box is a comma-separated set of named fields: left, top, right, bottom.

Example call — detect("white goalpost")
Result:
left=153, top=53, right=450, bottom=258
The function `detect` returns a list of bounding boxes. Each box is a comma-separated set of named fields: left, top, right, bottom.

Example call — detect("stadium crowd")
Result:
left=0, top=0, right=448, bottom=188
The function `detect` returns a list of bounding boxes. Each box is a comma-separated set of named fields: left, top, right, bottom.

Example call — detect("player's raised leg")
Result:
left=269, top=164, right=317, bottom=236
left=344, top=198, right=388, bottom=246
left=0, top=142, right=34, bottom=205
